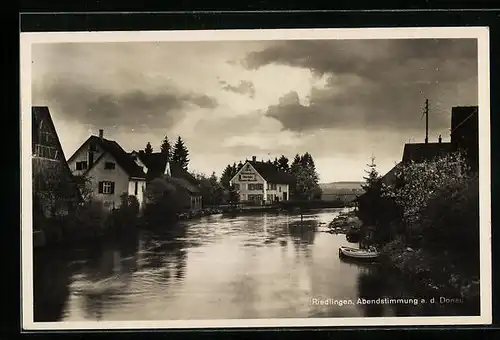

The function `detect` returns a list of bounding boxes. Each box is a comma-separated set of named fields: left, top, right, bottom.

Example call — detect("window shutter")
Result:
left=98, top=181, right=103, bottom=193
left=110, top=182, right=115, bottom=194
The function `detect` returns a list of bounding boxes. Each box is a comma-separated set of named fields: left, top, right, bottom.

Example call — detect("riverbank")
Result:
left=223, top=200, right=349, bottom=214
left=326, top=209, right=360, bottom=235
left=377, top=240, right=480, bottom=308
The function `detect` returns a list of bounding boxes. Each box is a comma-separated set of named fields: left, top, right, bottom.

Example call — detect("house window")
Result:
left=134, top=181, right=138, bottom=195
left=279, top=186, right=281, bottom=192
left=104, top=162, right=116, bottom=170
left=98, top=181, right=115, bottom=194
left=248, top=183, right=263, bottom=191
left=76, top=161, right=88, bottom=170
left=233, top=184, right=240, bottom=190
left=34, top=144, right=58, bottom=160
left=269, top=183, right=277, bottom=190
left=248, top=194, right=263, bottom=201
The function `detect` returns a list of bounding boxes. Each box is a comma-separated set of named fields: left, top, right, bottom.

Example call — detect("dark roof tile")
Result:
left=133, top=152, right=200, bottom=186
left=402, top=142, right=453, bottom=164
left=84, top=136, right=146, bottom=178
left=247, top=161, right=296, bottom=184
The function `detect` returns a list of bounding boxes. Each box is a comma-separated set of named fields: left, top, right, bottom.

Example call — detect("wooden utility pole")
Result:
left=424, top=99, right=429, bottom=144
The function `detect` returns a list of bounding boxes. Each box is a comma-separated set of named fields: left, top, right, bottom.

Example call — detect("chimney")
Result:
left=438, top=135, right=442, bottom=143
left=252, top=156, right=256, bottom=162
left=99, top=129, right=104, bottom=139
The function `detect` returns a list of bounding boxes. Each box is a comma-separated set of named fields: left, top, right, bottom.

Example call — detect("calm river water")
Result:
left=33, top=208, right=476, bottom=321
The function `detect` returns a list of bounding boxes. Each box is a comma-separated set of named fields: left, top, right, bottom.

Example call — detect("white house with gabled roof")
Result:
left=229, top=156, right=295, bottom=205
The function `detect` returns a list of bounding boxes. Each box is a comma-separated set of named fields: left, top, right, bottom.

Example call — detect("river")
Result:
left=33, top=208, right=477, bottom=322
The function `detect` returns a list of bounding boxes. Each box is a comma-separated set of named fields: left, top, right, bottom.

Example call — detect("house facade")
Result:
left=129, top=151, right=202, bottom=212
left=229, top=156, right=295, bottom=205
left=67, top=130, right=147, bottom=211
left=32, top=106, right=81, bottom=219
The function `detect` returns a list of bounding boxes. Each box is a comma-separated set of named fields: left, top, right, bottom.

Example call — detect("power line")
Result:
left=450, top=108, right=478, bottom=136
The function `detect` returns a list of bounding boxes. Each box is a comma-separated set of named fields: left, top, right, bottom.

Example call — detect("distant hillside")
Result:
left=319, top=181, right=364, bottom=202
left=319, top=181, right=364, bottom=191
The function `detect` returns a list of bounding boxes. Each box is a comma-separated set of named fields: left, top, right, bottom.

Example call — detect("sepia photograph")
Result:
left=20, top=27, right=491, bottom=329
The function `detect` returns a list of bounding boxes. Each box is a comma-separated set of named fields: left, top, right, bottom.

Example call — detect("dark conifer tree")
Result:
left=171, top=136, right=190, bottom=170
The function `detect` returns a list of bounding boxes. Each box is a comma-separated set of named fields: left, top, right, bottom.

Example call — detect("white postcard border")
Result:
left=20, top=26, right=492, bottom=330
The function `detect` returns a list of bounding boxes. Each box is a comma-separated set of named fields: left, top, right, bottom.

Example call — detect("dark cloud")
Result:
left=32, top=78, right=218, bottom=130
left=245, top=39, right=476, bottom=81
left=245, top=39, right=478, bottom=134
left=219, top=79, right=256, bottom=98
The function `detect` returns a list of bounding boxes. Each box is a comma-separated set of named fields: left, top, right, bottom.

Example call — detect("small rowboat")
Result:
left=339, top=246, right=379, bottom=260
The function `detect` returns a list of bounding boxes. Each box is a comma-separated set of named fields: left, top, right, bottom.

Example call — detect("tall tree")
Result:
left=227, top=184, right=240, bottom=208
left=361, top=156, right=380, bottom=191
left=160, top=135, right=171, bottom=160
left=277, top=155, right=290, bottom=173
left=144, top=142, right=153, bottom=154
left=304, top=153, right=320, bottom=188
left=220, top=164, right=235, bottom=189
left=290, top=154, right=301, bottom=175
left=301, top=152, right=312, bottom=167
left=195, top=172, right=224, bottom=206
left=294, top=165, right=319, bottom=201
left=209, top=172, right=224, bottom=206
left=357, top=156, right=384, bottom=231
left=172, top=136, right=190, bottom=170
left=290, top=152, right=321, bottom=200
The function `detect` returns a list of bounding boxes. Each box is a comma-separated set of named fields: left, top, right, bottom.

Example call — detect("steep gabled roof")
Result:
left=32, top=106, right=82, bottom=202
left=32, top=106, right=69, bottom=164
left=70, top=136, right=147, bottom=179
left=167, top=176, right=200, bottom=194
left=132, top=150, right=199, bottom=193
left=402, top=142, right=453, bottom=164
left=132, top=151, right=200, bottom=186
left=380, top=162, right=403, bottom=186
left=244, top=160, right=296, bottom=184
left=132, top=152, right=167, bottom=180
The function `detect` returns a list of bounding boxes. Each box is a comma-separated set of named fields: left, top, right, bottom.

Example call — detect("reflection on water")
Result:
left=33, top=208, right=478, bottom=321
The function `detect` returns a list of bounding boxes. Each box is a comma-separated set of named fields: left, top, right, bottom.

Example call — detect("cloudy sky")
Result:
left=31, top=38, right=478, bottom=182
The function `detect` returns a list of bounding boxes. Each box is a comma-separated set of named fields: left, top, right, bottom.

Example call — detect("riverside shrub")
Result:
left=368, top=151, right=479, bottom=300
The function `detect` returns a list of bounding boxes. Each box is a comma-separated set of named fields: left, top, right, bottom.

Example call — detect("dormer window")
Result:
left=104, top=162, right=116, bottom=170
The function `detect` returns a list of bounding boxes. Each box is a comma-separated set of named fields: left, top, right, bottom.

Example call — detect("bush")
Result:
left=62, top=200, right=108, bottom=240
left=143, top=179, right=189, bottom=226
left=419, top=175, right=479, bottom=277
left=108, top=194, right=141, bottom=230
left=373, top=153, right=479, bottom=301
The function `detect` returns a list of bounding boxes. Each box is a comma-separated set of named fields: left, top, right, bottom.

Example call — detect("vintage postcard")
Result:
left=20, top=27, right=491, bottom=330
